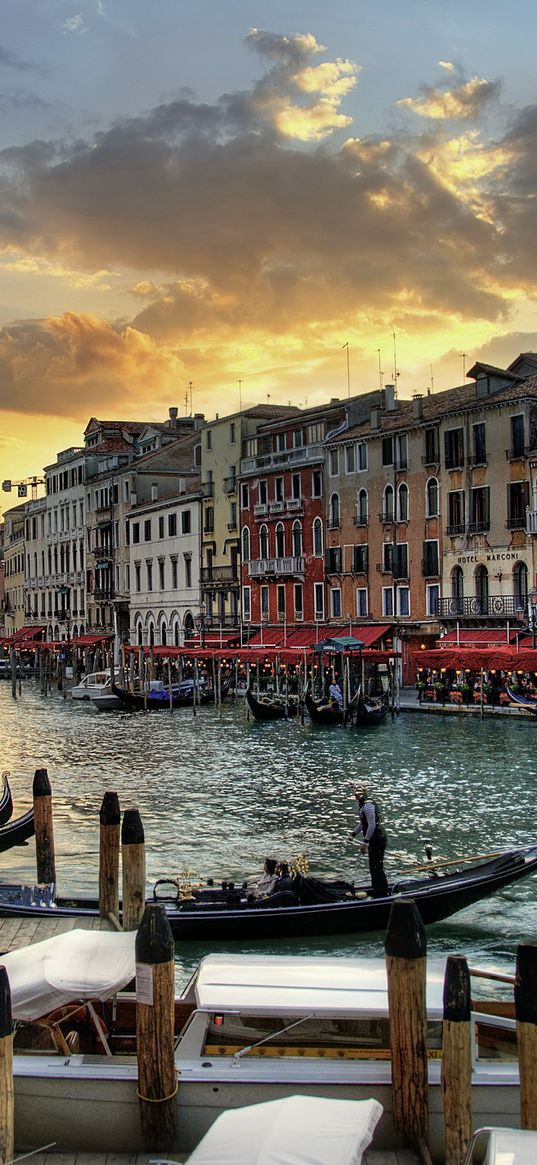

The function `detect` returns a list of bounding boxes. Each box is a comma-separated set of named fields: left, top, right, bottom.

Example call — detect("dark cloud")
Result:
left=0, top=44, right=47, bottom=76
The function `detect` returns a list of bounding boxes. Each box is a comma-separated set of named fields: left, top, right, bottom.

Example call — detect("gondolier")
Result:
left=351, top=786, right=388, bottom=898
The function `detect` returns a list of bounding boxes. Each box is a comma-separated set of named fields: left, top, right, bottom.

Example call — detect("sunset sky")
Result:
left=1, top=0, right=537, bottom=494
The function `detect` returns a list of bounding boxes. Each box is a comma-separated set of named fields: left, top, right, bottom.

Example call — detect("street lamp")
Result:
left=195, top=602, right=206, bottom=648
left=529, top=589, right=537, bottom=650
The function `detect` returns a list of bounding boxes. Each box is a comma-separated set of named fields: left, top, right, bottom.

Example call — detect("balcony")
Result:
left=468, top=453, right=487, bottom=467
left=241, top=442, right=324, bottom=474
left=354, top=515, right=368, bottom=527
left=286, top=498, right=304, bottom=513
left=505, top=516, right=526, bottom=531
left=527, top=509, right=537, bottom=534
left=95, top=506, right=113, bottom=526
left=327, top=519, right=340, bottom=530
left=269, top=501, right=285, bottom=515
left=254, top=503, right=268, bottom=518
left=421, top=453, right=440, bottom=467
left=201, top=565, right=239, bottom=587
left=223, top=476, right=237, bottom=495
left=437, top=595, right=524, bottom=618
left=467, top=520, right=490, bottom=534
left=248, top=556, right=305, bottom=578
left=445, top=524, right=465, bottom=536
left=445, top=457, right=465, bottom=471
left=202, top=481, right=214, bottom=498
left=227, top=521, right=238, bottom=532
left=506, top=447, right=529, bottom=461
left=379, top=511, right=394, bottom=524
left=93, top=588, right=114, bottom=602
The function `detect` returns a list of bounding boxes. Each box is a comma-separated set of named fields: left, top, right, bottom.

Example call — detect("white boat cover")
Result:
left=185, top=1095, right=383, bottom=1165
left=189, top=954, right=447, bottom=1018
left=1, top=929, right=136, bottom=1020
left=483, top=1127, right=537, bottom=1164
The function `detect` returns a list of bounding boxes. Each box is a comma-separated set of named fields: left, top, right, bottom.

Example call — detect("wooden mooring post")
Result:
left=33, top=767, right=56, bottom=886
left=136, top=903, right=177, bottom=1151
left=99, top=791, right=121, bottom=922
left=442, top=955, right=472, bottom=1165
left=385, top=898, right=431, bottom=1162
left=122, top=808, right=146, bottom=930
left=515, top=942, right=537, bottom=1129
left=0, top=966, right=14, bottom=1165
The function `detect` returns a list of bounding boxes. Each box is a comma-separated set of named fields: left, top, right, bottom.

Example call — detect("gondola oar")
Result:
left=405, top=850, right=507, bottom=873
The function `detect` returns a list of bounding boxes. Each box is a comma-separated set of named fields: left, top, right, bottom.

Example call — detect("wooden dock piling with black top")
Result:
left=0, top=965, right=14, bottom=1165
left=122, top=808, right=146, bottom=931
left=441, top=954, right=472, bottom=1165
left=99, top=791, right=121, bottom=922
left=33, top=767, right=56, bottom=886
left=515, top=942, right=537, bottom=1130
left=385, top=898, right=430, bottom=1162
left=136, top=903, right=177, bottom=1151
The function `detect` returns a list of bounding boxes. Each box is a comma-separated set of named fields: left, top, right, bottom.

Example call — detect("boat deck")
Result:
left=27, top=1152, right=422, bottom=1165
left=0, top=913, right=114, bottom=954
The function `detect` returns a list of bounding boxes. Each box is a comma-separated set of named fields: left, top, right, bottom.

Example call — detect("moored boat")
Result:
left=110, top=677, right=221, bottom=710
left=0, top=769, right=13, bottom=826
left=353, top=689, right=390, bottom=727
left=71, top=669, right=112, bottom=700
left=1, top=844, right=536, bottom=939
left=5, top=932, right=523, bottom=1159
left=0, top=804, right=35, bottom=852
left=304, top=690, right=345, bottom=725
left=246, top=687, right=300, bottom=720
left=505, top=685, right=537, bottom=713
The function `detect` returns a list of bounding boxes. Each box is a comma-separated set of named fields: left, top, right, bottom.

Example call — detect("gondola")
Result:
left=506, top=685, right=537, bottom=713
left=0, top=770, right=13, bottom=826
left=0, top=805, right=35, bottom=852
left=353, top=689, right=390, bottom=727
left=304, top=690, right=345, bottom=725
left=246, top=688, right=300, bottom=721
left=111, top=679, right=216, bottom=710
left=1, top=844, right=536, bottom=940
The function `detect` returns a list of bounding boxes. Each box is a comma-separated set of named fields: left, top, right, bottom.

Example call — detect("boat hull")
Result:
left=246, top=689, right=300, bottom=720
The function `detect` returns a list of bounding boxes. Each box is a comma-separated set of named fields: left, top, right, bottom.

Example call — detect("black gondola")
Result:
left=111, top=679, right=216, bottom=710
left=0, top=806, right=35, bottom=852
left=1, top=845, right=535, bottom=939
left=0, top=771, right=13, bottom=826
left=506, top=685, right=537, bottom=713
left=304, top=690, right=344, bottom=725
left=353, top=689, right=390, bottom=727
left=246, top=688, right=300, bottom=721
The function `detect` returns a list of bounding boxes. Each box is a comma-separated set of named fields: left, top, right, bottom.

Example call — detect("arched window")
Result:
left=451, top=566, right=464, bottom=615
left=313, top=517, right=323, bottom=557
left=426, top=477, right=439, bottom=518
left=514, top=561, right=528, bottom=605
left=475, top=565, right=489, bottom=615
left=241, top=525, right=250, bottom=563
left=136, top=620, right=143, bottom=646
left=383, top=484, right=394, bottom=521
left=357, top=489, right=368, bottom=525
left=329, top=493, right=340, bottom=527
left=292, top=520, right=302, bottom=557
left=276, top=522, right=285, bottom=557
left=173, top=619, right=180, bottom=646
left=259, top=524, right=269, bottom=559
left=161, top=622, right=167, bottom=646
left=183, top=612, right=195, bottom=640
left=148, top=622, right=155, bottom=647
left=397, top=483, right=409, bottom=522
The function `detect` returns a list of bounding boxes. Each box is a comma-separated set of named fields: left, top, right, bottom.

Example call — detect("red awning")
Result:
left=73, top=633, right=114, bottom=647
left=437, top=629, right=519, bottom=646
left=0, top=626, right=46, bottom=644
left=415, top=647, right=537, bottom=672
left=354, top=624, right=392, bottom=647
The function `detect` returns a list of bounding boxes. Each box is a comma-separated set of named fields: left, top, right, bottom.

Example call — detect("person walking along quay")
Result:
left=351, top=786, right=388, bottom=898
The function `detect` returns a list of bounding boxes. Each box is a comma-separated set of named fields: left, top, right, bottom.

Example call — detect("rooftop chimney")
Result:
left=169, top=407, right=178, bottom=428
left=385, top=384, right=396, bottom=412
left=412, top=394, right=424, bottom=419
left=151, top=483, right=158, bottom=502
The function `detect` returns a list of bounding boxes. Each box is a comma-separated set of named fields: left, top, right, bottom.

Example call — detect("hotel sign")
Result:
left=456, top=551, right=523, bottom=565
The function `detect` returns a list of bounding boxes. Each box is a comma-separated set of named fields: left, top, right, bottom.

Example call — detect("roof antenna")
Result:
left=342, top=341, right=350, bottom=398
left=238, top=378, right=242, bottom=411
left=188, top=380, right=193, bottom=415
left=392, top=332, right=399, bottom=396
left=460, top=353, right=467, bottom=383
left=377, top=348, right=383, bottom=390
left=430, top=364, right=434, bottom=395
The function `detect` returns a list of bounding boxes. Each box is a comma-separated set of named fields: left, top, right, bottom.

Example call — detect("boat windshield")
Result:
left=203, top=1013, right=443, bottom=1059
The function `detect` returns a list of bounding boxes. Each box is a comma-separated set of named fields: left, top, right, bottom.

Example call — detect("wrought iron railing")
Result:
left=437, top=595, right=526, bottom=618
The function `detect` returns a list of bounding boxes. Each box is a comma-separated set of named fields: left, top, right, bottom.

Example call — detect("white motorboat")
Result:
left=71, top=669, right=112, bottom=700
left=5, top=936, right=522, bottom=1160
left=463, top=1126, right=537, bottom=1163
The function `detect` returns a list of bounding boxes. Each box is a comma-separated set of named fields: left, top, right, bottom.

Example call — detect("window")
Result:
left=426, top=477, right=439, bottom=518
left=132, top=522, right=140, bottom=544
left=261, top=585, right=269, bottom=620
left=511, top=415, right=525, bottom=458
left=383, top=542, right=394, bottom=573
left=144, top=561, right=152, bottom=590
left=326, top=546, right=342, bottom=574
left=158, top=560, right=165, bottom=590
left=472, top=422, right=486, bottom=465
left=229, top=501, right=237, bottom=529
left=329, top=449, right=339, bottom=476
left=294, top=583, right=304, bottom=619
left=357, top=443, right=367, bottom=471
left=135, top=563, right=141, bottom=592
left=242, top=586, right=251, bottom=621
left=181, top=510, right=191, bottom=534
left=382, top=587, right=394, bottom=616
left=356, top=489, right=368, bottom=525
left=204, top=507, right=214, bottom=533
left=424, top=427, right=440, bottom=465
left=475, top=564, right=489, bottom=614
left=277, top=584, right=286, bottom=619
left=331, top=588, right=342, bottom=618
left=447, top=491, right=465, bottom=535
left=313, top=517, right=323, bottom=557
left=276, top=432, right=286, bottom=452
left=382, top=484, right=394, bottom=522
left=314, top=582, right=324, bottom=620
left=451, top=566, right=464, bottom=602
left=426, top=584, right=440, bottom=616
left=158, top=516, right=164, bottom=539
left=275, top=477, right=284, bottom=501
left=329, top=493, right=340, bottom=527
left=241, top=483, right=249, bottom=509
left=275, top=523, right=285, bottom=557
left=292, top=521, right=302, bottom=556
left=397, top=483, right=409, bottom=522
left=382, top=437, right=393, bottom=467
left=397, top=587, right=410, bottom=616
left=242, top=526, right=250, bottom=562
left=260, top=524, right=269, bottom=558
left=171, top=557, right=178, bottom=588
left=514, top=561, right=529, bottom=605
left=292, top=473, right=301, bottom=500
left=469, top=486, right=490, bottom=533
left=423, top=540, right=439, bottom=576
left=393, top=543, right=408, bottom=578
left=507, top=481, right=529, bottom=529
left=345, top=445, right=355, bottom=473
left=353, top=545, right=368, bottom=573
left=292, top=429, right=304, bottom=449
left=312, top=469, right=323, bottom=497
left=206, top=429, right=212, bottom=450
left=356, top=588, right=368, bottom=617
left=229, top=422, right=236, bottom=444
left=184, top=554, right=192, bottom=588
left=259, top=480, right=268, bottom=505
left=306, top=421, right=324, bottom=444
left=444, top=427, right=464, bottom=469
left=144, top=519, right=152, bottom=542
left=394, top=433, right=408, bottom=470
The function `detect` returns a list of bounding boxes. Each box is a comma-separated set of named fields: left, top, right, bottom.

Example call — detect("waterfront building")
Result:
left=200, top=404, right=300, bottom=635
left=239, top=392, right=381, bottom=629
left=2, top=504, right=27, bottom=636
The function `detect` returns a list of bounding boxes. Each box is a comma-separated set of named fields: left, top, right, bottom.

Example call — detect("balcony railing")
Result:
left=286, top=498, right=303, bottom=513
left=223, top=476, right=237, bottom=495
left=241, top=442, right=324, bottom=474
left=445, top=523, right=465, bottom=536
left=467, top=520, right=490, bottom=534
left=248, top=556, right=305, bottom=578
left=506, top=447, right=529, bottom=461
left=527, top=509, right=537, bottom=534
left=506, top=516, right=526, bottom=530
left=269, top=501, right=285, bottom=514
left=468, top=453, right=487, bottom=467
left=437, top=595, right=525, bottom=618
left=94, top=506, right=113, bottom=525
left=201, top=565, right=239, bottom=586
left=327, top=518, right=341, bottom=530
left=354, top=515, right=368, bottom=527
left=379, top=511, right=394, bottom=524
left=445, top=457, right=465, bottom=471
left=253, top=503, right=268, bottom=518
left=202, top=481, right=214, bottom=498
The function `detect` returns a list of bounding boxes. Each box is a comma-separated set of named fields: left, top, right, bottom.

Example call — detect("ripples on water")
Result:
left=1, top=681, right=536, bottom=984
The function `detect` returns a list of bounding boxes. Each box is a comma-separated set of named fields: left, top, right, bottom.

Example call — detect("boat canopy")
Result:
left=185, top=1095, right=383, bottom=1165
left=187, top=953, right=447, bottom=1018
left=2, top=929, right=136, bottom=1020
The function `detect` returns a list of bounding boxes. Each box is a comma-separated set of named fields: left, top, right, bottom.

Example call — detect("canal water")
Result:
left=1, top=681, right=536, bottom=987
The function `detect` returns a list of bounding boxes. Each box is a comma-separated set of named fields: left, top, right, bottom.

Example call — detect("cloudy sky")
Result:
left=1, top=0, right=537, bottom=488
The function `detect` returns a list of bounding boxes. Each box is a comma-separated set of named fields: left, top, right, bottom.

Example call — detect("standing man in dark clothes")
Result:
left=351, top=786, right=388, bottom=898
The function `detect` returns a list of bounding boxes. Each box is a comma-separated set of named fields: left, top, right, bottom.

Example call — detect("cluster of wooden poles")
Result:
left=1, top=772, right=537, bottom=1163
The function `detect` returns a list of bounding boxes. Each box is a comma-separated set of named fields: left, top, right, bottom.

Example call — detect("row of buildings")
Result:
left=2, top=351, right=537, bottom=672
